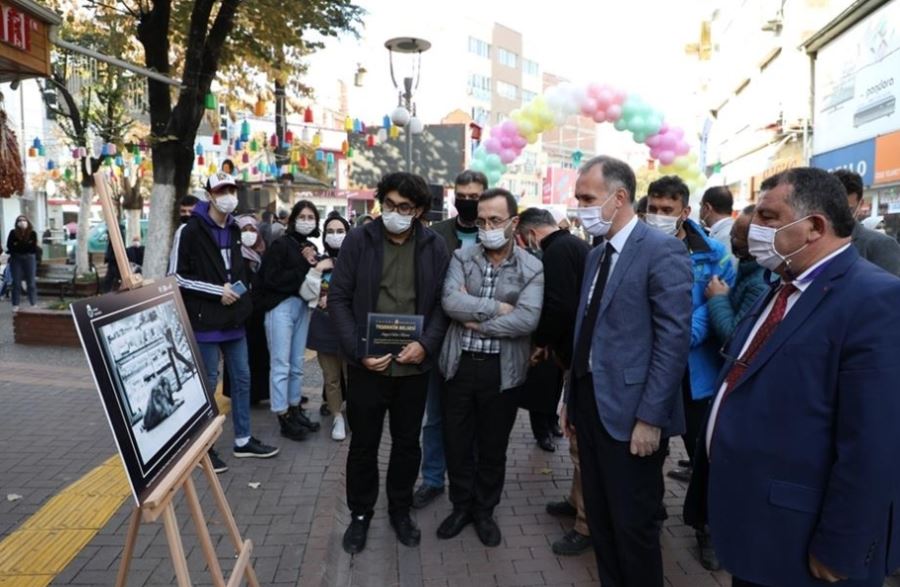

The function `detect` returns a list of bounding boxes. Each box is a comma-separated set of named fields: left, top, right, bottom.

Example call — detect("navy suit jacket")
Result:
left=569, top=220, right=693, bottom=441
left=686, top=246, right=900, bottom=586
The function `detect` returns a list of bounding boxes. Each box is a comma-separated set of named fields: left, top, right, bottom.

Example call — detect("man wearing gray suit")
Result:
left=832, top=169, right=900, bottom=276
left=563, top=156, right=693, bottom=587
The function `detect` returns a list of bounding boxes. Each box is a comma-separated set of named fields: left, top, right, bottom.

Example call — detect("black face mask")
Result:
left=455, top=199, right=479, bottom=223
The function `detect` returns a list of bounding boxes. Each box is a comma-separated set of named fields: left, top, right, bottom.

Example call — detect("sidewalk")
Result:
left=1, top=300, right=898, bottom=586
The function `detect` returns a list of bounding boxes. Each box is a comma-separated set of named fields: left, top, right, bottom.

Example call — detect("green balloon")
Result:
left=614, top=118, right=629, bottom=132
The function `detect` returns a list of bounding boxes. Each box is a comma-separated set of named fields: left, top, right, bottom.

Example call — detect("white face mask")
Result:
left=16, top=220, right=27, bottom=229
left=644, top=213, right=681, bottom=236
left=577, top=193, right=617, bottom=237
left=295, top=219, right=316, bottom=236
left=241, top=231, right=258, bottom=247
left=325, top=233, right=346, bottom=249
left=382, top=211, right=414, bottom=235
left=478, top=225, right=511, bottom=250
left=747, top=216, right=811, bottom=272
left=212, top=194, right=238, bottom=215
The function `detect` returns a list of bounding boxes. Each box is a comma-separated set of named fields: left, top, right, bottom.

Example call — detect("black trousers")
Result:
left=681, top=383, right=711, bottom=462
left=574, top=374, right=668, bottom=587
left=443, top=353, right=520, bottom=518
left=345, top=366, right=429, bottom=517
left=732, top=579, right=767, bottom=587
left=520, top=359, right=563, bottom=441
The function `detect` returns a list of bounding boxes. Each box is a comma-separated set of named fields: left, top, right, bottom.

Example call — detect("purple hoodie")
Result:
left=191, top=200, right=245, bottom=344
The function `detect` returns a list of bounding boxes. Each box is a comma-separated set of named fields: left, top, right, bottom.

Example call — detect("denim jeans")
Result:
left=264, top=296, right=311, bottom=413
left=10, top=253, right=36, bottom=306
left=420, top=369, right=446, bottom=489
left=198, top=337, right=252, bottom=443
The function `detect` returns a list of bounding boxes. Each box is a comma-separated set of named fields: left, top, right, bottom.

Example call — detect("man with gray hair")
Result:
left=686, top=167, right=900, bottom=586
left=566, top=155, right=693, bottom=586
left=515, top=207, right=593, bottom=555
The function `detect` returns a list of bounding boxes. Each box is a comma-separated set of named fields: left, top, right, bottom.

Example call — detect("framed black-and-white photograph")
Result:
left=71, top=277, right=217, bottom=505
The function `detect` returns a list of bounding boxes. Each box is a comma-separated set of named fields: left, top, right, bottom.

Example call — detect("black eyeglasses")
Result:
left=382, top=200, right=416, bottom=216
left=475, top=216, right=513, bottom=229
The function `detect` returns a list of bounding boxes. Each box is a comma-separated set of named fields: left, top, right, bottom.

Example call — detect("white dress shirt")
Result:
left=708, top=217, right=734, bottom=250
left=705, top=243, right=852, bottom=452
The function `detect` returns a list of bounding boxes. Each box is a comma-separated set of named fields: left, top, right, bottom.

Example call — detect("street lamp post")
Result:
left=385, top=37, right=430, bottom=172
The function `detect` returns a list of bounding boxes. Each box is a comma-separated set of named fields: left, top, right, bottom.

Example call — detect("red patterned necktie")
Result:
left=720, top=283, right=798, bottom=398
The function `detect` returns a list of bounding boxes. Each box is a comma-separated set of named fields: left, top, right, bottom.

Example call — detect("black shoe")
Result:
left=474, top=516, right=502, bottom=547
left=233, top=437, right=279, bottom=459
left=278, top=412, right=309, bottom=441
left=342, top=514, right=370, bottom=554
left=552, top=529, right=592, bottom=556
left=546, top=499, right=577, bottom=518
left=208, top=449, right=228, bottom=473
left=678, top=459, right=692, bottom=468
left=537, top=436, right=556, bottom=452
left=289, top=405, right=321, bottom=432
left=300, top=396, right=309, bottom=405
left=666, top=467, right=692, bottom=483
left=320, top=403, right=331, bottom=417
left=412, top=484, right=445, bottom=509
left=436, top=509, right=472, bottom=539
left=551, top=423, right=564, bottom=438
left=390, top=513, right=421, bottom=547
left=697, top=528, right=721, bottom=571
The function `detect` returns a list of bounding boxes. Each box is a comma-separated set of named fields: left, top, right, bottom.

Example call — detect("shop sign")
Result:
left=810, top=138, right=876, bottom=185
left=874, top=130, right=900, bottom=185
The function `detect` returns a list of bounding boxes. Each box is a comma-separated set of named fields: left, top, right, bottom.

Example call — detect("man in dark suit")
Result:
left=832, top=168, right=900, bottom=276
left=564, top=155, right=693, bottom=586
left=686, top=167, right=900, bottom=586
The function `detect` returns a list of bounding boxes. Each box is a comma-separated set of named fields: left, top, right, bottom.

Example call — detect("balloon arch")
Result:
left=469, top=81, right=704, bottom=191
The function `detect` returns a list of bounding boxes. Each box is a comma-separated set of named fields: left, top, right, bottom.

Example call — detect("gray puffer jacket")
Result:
left=439, top=245, right=544, bottom=390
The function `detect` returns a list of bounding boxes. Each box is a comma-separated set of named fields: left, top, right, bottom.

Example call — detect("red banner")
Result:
left=0, top=4, right=33, bottom=52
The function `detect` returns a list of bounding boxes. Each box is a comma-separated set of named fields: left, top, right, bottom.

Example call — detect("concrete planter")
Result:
left=13, top=307, right=80, bottom=347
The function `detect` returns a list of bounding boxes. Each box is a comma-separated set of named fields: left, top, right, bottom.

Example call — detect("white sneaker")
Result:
left=331, top=414, right=346, bottom=441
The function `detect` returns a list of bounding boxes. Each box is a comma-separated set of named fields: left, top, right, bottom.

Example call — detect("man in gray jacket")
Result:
left=437, top=188, right=544, bottom=547
left=831, top=169, right=900, bottom=276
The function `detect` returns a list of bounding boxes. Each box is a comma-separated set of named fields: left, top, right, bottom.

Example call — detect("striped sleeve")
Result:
left=168, top=223, right=225, bottom=298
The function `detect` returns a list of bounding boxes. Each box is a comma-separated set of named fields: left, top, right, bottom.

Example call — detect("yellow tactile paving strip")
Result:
left=0, top=389, right=230, bottom=586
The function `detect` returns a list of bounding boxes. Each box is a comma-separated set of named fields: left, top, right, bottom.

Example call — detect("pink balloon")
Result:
left=580, top=98, right=598, bottom=116
left=500, top=149, right=517, bottom=164
left=670, top=127, right=684, bottom=141
left=658, top=150, right=676, bottom=165
left=612, top=89, right=627, bottom=105
left=484, top=137, right=502, bottom=154
left=606, top=104, right=623, bottom=122
left=660, top=134, right=677, bottom=150
left=646, top=134, right=661, bottom=148
left=500, top=135, right=513, bottom=149
left=513, top=135, right=527, bottom=149
left=501, top=120, right=519, bottom=136
left=595, top=90, right=613, bottom=110
left=592, top=110, right=608, bottom=123
left=649, top=146, right=662, bottom=159
left=658, top=122, right=670, bottom=134
left=675, top=141, right=690, bottom=156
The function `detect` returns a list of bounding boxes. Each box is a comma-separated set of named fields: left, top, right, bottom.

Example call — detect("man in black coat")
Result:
left=329, top=172, right=451, bottom=555
left=831, top=169, right=900, bottom=276
left=515, top=207, right=593, bottom=556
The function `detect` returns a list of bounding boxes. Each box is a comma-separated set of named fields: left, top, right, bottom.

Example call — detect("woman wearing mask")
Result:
left=6, top=215, right=38, bottom=310
left=306, top=212, right=350, bottom=441
left=223, top=215, right=271, bottom=404
left=258, top=201, right=331, bottom=441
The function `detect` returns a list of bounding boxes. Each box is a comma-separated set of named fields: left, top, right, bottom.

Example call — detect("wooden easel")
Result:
left=93, top=173, right=258, bottom=587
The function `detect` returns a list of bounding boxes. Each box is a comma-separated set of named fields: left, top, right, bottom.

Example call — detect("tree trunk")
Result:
left=125, top=209, right=142, bottom=245
left=75, top=184, right=93, bottom=275
left=142, top=144, right=177, bottom=279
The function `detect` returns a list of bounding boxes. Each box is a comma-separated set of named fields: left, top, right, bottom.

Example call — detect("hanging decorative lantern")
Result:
left=285, top=130, right=294, bottom=144
left=326, top=152, right=335, bottom=165
left=134, top=154, right=142, bottom=165
left=79, top=146, right=88, bottom=158
left=47, top=159, right=55, bottom=170
left=254, top=97, right=266, bottom=117
left=212, top=132, right=222, bottom=146
left=353, top=118, right=362, bottom=133
left=341, top=140, right=349, bottom=154
left=366, top=134, right=376, bottom=148
left=208, top=163, right=217, bottom=175
left=291, top=150, right=300, bottom=163
left=204, top=93, right=217, bottom=110
left=301, top=127, right=311, bottom=142
left=115, top=155, right=124, bottom=167
left=304, top=106, right=314, bottom=123
left=312, top=131, right=322, bottom=147
left=71, top=148, right=79, bottom=159
left=100, top=144, right=109, bottom=157
left=347, top=147, right=355, bottom=158
left=377, top=129, right=388, bottom=142
left=227, top=145, right=235, bottom=156
left=250, top=139, right=259, bottom=152
left=389, top=126, right=400, bottom=139
left=270, top=163, right=279, bottom=176
left=38, top=145, right=46, bottom=157
left=243, top=170, right=250, bottom=182
left=315, top=150, right=325, bottom=162
left=32, top=137, right=41, bottom=149
left=197, top=155, right=205, bottom=166
left=51, top=168, right=60, bottom=179
left=299, top=154, right=309, bottom=169
left=344, top=116, right=353, bottom=132
left=234, top=140, right=243, bottom=151
left=27, top=147, right=36, bottom=157
left=240, top=120, right=251, bottom=141
left=571, top=149, right=583, bottom=166
left=108, top=143, right=117, bottom=156
left=291, top=163, right=299, bottom=175
left=241, top=151, right=250, bottom=164
left=195, top=143, right=204, bottom=156
left=64, top=168, right=73, bottom=180
left=382, top=115, right=391, bottom=130
left=270, top=134, right=278, bottom=148
left=138, top=140, right=147, bottom=152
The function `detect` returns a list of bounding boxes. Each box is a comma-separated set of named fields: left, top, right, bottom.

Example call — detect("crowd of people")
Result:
left=45, top=151, right=897, bottom=586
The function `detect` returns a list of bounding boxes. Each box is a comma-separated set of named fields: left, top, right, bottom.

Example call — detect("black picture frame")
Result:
left=70, top=277, right=217, bottom=506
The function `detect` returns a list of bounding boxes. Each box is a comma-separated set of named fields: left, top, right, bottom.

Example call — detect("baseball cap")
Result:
left=206, top=172, right=237, bottom=193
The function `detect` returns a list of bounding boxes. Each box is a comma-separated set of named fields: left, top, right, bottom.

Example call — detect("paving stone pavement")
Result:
left=2, top=300, right=900, bottom=586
